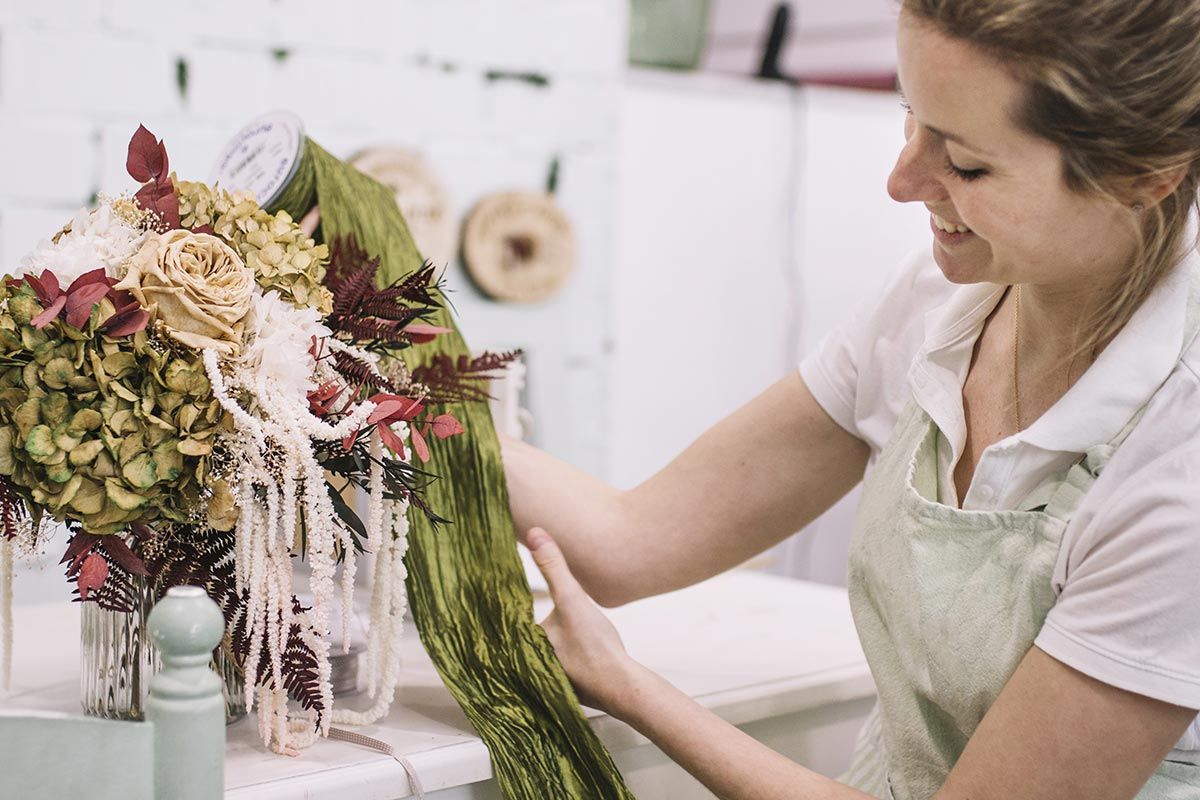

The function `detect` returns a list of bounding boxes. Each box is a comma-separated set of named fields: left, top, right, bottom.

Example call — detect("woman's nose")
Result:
left=887, top=125, right=949, bottom=205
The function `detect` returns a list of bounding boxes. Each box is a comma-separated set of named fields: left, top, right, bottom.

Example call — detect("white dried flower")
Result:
left=240, top=290, right=331, bottom=400
left=18, top=204, right=149, bottom=286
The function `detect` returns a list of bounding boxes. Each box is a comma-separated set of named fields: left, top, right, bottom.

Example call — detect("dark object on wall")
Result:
left=484, top=70, right=551, bottom=87
left=629, top=0, right=712, bottom=70
left=758, top=3, right=795, bottom=82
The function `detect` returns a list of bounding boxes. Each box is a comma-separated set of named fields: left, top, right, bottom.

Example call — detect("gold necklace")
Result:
left=1012, top=285, right=1023, bottom=432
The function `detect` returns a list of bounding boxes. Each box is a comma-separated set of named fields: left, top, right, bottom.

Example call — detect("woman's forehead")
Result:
left=897, top=15, right=1031, bottom=158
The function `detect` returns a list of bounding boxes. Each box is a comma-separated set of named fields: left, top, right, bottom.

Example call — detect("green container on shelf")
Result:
left=629, top=0, right=712, bottom=70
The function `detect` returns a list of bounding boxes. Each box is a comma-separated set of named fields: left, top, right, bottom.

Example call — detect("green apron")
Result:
left=840, top=275, right=1200, bottom=799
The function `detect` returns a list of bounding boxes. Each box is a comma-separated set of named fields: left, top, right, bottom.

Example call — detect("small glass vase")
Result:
left=80, top=576, right=246, bottom=723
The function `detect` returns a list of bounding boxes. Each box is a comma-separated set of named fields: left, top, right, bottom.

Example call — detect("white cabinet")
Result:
left=610, top=72, right=930, bottom=584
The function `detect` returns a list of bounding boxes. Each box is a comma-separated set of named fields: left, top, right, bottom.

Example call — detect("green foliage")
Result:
left=0, top=280, right=224, bottom=534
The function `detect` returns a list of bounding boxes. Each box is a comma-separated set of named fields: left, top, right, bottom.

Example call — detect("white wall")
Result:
left=0, top=0, right=626, bottom=603
left=610, top=71, right=799, bottom=490
left=610, top=74, right=929, bottom=584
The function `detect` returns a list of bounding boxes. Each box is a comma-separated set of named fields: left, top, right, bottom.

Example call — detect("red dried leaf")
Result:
left=99, top=305, right=149, bottom=337
left=102, top=535, right=150, bottom=577
left=65, top=282, right=110, bottom=328
left=377, top=422, right=407, bottom=458
left=77, top=552, right=109, bottom=602
left=60, top=531, right=98, bottom=567
left=342, top=429, right=360, bottom=452
left=430, top=414, right=464, bottom=439
left=127, top=124, right=166, bottom=183
left=307, top=381, right=344, bottom=416
left=405, top=324, right=451, bottom=344
left=25, top=271, right=60, bottom=306
left=65, top=268, right=112, bottom=294
left=30, top=294, right=66, bottom=329
left=410, top=424, right=430, bottom=463
left=367, top=393, right=424, bottom=423
left=367, top=400, right=406, bottom=424
left=37, top=270, right=61, bottom=302
left=135, top=179, right=181, bottom=231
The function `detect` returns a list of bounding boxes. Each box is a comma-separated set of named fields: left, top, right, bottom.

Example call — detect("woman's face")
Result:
left=889, top=12, right=1136, bottom=290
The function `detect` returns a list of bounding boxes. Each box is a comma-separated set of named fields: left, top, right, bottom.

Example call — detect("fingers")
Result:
left=527, top=527, right=581, bottom=603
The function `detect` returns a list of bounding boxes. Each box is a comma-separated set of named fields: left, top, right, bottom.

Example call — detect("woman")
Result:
left=502, top=1, right=1200, bottom=797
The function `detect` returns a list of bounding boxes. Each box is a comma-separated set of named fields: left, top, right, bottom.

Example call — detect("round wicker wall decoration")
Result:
left=461, top=190, right=576, bottom=303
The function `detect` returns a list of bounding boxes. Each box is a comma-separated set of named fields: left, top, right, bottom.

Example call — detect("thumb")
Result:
left=527, top=527, right=581, bottom=602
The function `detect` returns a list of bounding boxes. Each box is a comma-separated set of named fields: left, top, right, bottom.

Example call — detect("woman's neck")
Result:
left=1016, top=267, right=1125, bottom=368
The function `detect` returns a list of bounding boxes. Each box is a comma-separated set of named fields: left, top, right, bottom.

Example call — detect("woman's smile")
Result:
left=930, top=212, right=976, bottom=246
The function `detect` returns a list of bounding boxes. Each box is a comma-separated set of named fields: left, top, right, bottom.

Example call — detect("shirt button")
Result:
left=977, top=484, right=996, bottom=503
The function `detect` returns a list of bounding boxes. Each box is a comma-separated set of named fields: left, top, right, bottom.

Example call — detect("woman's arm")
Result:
left=526, top=526, right=875, bottom=800
left=933, top=647, right=1196, bottom=800
left=503, top=372, right=870, bottom=606
left=528, top=528, right=1198, bottom=800
left=616, top=665, right=876, bottom=800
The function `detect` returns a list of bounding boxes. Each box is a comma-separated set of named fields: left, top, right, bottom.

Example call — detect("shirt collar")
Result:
left=1021, top=247, right=1196, bottom=453
left=907, top=279, right=1004, bottom=451
left=906, top=244, right=1199, bottom=458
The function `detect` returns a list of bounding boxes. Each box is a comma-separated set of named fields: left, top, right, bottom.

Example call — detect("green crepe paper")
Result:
left=270, top=139, right=636, bottom=799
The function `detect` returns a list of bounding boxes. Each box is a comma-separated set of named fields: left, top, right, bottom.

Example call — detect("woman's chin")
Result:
left=931, top=241, right=991, bottom=285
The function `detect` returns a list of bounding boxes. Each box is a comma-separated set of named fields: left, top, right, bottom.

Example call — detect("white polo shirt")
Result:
left=800, top=245, right=1200, bottom=755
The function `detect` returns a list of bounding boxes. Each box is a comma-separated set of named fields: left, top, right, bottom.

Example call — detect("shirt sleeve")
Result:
left=1035, top=446, right=1200, bottom=709
left=798, top=249, right=942, bottom=446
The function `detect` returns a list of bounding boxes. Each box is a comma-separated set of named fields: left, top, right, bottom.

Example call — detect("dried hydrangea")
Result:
left=175, top=178, right=333, bottom=315
left=0, top=281, right=225, bottom=534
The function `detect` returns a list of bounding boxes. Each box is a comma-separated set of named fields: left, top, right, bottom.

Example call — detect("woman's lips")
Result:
left=930, top=214, right=976, bottom=245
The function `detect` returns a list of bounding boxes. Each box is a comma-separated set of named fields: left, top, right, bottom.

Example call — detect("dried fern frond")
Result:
left=410, top=350, right=523, bottom=404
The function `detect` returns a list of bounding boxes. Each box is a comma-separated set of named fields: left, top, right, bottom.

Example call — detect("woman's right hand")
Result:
left=527, top=526, right=648, bottom=717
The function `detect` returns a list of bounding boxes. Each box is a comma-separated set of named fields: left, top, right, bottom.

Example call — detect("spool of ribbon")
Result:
left=213, top=113, right=634, bottom=799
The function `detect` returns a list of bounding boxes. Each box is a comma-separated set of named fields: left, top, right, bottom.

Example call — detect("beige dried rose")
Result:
left=116, top=230, right=255, bottom=355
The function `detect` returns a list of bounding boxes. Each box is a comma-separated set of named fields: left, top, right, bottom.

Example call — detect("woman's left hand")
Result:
left=527, top=526, right=644, bottom=717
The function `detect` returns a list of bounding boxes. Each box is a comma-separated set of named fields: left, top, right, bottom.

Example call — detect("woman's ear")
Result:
left=1125, top=164, right=1190, bottom=209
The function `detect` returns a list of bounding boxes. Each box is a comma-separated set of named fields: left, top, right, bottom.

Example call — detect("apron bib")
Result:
left=841, top=273, right=1200, bottom=799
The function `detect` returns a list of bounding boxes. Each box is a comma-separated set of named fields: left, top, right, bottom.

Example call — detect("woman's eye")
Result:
left=944, top=158, right=987, bottom=182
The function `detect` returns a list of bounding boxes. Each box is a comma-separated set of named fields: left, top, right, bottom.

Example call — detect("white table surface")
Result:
left=2, top=569, right=874, bottom=799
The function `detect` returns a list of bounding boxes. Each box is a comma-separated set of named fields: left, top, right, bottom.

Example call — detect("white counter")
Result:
left=2, top=570, right=874, bottom=799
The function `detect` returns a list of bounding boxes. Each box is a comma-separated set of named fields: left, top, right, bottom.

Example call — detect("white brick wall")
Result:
left=0, top=0, right=625, bottom=602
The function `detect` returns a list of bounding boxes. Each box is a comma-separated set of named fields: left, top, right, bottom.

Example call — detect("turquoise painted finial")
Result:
left=148, top=585, right=223, bottom=662
left=146, top=585, right=226, bottom=800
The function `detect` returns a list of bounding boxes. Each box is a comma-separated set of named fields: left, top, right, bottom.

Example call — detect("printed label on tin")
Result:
left=209, top=111, right=305, bottom=207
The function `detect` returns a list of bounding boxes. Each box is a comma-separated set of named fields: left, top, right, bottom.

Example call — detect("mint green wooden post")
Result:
left=146, top=585, right=226, bottom=800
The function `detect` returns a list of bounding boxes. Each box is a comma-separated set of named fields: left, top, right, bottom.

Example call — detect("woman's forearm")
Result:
left=500, top=433, right=633, bottom=605
left=614, top=665, right=875, bottom=800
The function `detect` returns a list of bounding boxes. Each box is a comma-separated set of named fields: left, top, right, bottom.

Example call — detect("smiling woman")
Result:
left=502, top=1, right=1200, bottom=799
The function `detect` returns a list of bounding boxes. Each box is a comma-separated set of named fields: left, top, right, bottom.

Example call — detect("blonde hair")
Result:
left=904, top=0, right=1200, bottom=359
